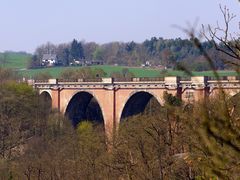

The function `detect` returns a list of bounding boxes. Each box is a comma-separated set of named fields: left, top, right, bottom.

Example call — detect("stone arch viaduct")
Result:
left=32, top=76, right=240, bottom=138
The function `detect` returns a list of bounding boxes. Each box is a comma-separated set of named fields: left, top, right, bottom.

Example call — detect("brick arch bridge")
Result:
left=32, top=76, right=240, bottom=138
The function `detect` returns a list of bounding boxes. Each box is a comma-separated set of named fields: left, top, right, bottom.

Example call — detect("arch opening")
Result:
left=120, top=91, right=161, bottom=121
left=39, top=91, right=52, bottom=113
left=65, top=92, right=104, bottom=127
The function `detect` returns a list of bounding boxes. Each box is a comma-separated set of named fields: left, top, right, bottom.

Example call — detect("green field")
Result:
left=20, top=65, right=162, bottom=78
left=0, top=52, right=238, bottom=78
left=19, top=65, right=239, bottom=78
left=0, top=52, right=31, bottom=69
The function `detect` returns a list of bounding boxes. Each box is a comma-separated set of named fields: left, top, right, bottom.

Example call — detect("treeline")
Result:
left=30, top=37, right=231, bottom=71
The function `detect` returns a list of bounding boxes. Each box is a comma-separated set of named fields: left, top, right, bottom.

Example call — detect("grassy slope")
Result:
left=0, top=52, right=31, bottom=69
left=19, top=65, right=162, bottom=78
left=20, top=65, right=238, bottom=78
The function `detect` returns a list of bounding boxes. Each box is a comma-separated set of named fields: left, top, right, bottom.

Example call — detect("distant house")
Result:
left=70, top=59, right=85, bottom=66
left=85, top=60, right=104, bottom=66
left=41, top=54, right=58, bottom=66
left=141, top=61, right=151, bottom=67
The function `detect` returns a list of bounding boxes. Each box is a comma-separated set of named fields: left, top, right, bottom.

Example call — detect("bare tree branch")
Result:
left=202, top=5, right=240, bottom=67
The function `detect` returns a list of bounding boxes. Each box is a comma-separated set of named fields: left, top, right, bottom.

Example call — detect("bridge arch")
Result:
left=39, top=91, right=52, bottom=112
left=65, top=91, right=104, bottom=127
left=120, top=91, right=163, bottom=121
left=39, top=90, right=52, bottom=98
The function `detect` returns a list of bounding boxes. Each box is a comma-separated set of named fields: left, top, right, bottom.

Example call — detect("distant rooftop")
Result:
left=42, top=54, right=57, bottom=60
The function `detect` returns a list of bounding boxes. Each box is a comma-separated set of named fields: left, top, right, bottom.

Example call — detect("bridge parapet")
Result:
left=180, top=76, right=208, bottom=90
left=207, top=76, right=240, bottom=81
left=32, top=76, right=240, bottom=90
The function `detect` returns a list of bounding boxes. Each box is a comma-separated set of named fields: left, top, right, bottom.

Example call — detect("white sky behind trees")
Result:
left=0, top=0, right=239, bottom=53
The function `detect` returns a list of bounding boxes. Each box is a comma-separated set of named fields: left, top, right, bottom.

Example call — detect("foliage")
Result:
left=92, top=46, right=104, bottom=60
left=0, top=82, right=50, bottom=162
left=163, top=92, right=182, bottom=106
left=0, top=67, right=18, bottom=83
left=33, top=71, right=53, bottom=80
left=183, top=4, right=240, bottom=178
left=31, top=37, right=229, bottom=71
left=70, top=39, right=85, bottom=62
left=77, top=121, right=93, bottom=135
left=60, top=67, right=106, bottom=79
left=109, top=97, right=193, bottom=179
left=186, top=94, right=240, bottom=179
left=0, top=83, right=194, bottom=179
left=110, top=68, right=135, bottom=78
left=28, top=54, right=40, bottom=68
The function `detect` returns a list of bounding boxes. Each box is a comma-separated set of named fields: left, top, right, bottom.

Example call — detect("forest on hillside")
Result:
left=30, top=37, right=234, bottom=71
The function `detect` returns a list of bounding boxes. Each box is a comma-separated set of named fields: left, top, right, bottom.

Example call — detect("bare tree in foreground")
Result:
left=202, top=5, right=240, bottom=70
left=182, top=4, right=240, bottom=179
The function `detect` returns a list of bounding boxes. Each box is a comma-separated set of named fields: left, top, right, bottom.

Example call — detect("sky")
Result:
left=0, top=0, right=239, bottom=53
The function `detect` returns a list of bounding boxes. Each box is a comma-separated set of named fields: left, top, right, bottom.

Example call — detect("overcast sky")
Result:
left=0, top=0, right=239, bottom=53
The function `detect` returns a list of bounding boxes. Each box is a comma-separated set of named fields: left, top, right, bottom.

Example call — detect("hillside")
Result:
left=0, top=52, right=238, bottom=78
left=31, top=37, right=231, bottom=71
left=0, top=52, right=31, bottom=69
left=20, top=65, right=238, bottom=78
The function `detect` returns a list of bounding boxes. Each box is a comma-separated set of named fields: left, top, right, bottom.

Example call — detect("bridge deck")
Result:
left=31, top=76, right=240, bottom=90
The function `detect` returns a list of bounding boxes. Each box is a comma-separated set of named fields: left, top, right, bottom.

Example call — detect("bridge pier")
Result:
left=51, top=88, right=61, bottom=111
left=94, top=89, right=115, bottom=141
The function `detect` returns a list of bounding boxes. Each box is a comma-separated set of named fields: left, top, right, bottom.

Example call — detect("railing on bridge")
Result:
left=179, top=76, right=240, bottom=82
left=208, top=76, right=228, bottom=81
left=80, top=78, right=102, bottom=82
left=113, top=78, right=133, bottom=82
left=41, top=78, right=104, bottom=84
left=179, top=77, right=191, bottom=81
left=58, top=79, right=78, bottom=83
left=113, top=77, right=165, bottom=82
left=31, top=76, right=240, bottom=86
left=58, top=78, right=103, bottom=82
left=34, top=79, right=49, bottom=83
left=138, top=77, right=164, bottom=82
